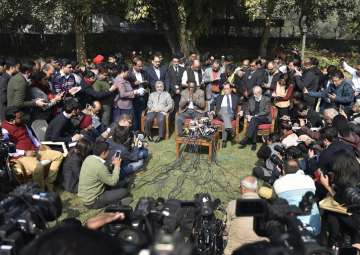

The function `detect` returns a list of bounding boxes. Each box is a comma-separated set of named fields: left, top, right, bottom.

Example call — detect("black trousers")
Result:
left=133, top=96, right=147, bottom=131
left=246, top=116, right=269, bottom=144
left=87, top=188, right=128, bottom=209
left=144, top=112, right=166, bottom=138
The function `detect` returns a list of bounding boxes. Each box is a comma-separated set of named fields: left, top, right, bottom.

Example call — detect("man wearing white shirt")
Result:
left=129, top=57, right=149, bottom=131
left=145, top=54, right=166, bottom=91
left=273, top=159, right=321, bottom=235
left=342, top=59, right=360, bottom=96
left=182, top=59, right=203, bottom=88
left=213, top=83, right=240, bottom=147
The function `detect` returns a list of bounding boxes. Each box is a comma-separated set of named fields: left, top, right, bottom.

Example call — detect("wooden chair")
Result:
left=141, top=110, right=173, bottom=139
left=211, top=105, right=241, bottom=141
left=243, top=105, right=278, bottom=138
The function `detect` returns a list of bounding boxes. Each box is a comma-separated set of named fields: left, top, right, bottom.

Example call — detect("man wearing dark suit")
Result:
left=128, top=56, right=149, bottom=131
left=213, top=83, right=240, bottom=147
left=45, top=98, right=80, bottom=144
left=244, top=60, right=265, bottom=96
left=240, top=86, right=271, bottom=151
left=293, top=58, right=321, bottom=109
left=0, top=58, right=17, bottom=122
left=145, top=54, right=166, bottom=92
left=7, top=61, right=47, bottom=123
left=165, top=55, right=185, bottom=112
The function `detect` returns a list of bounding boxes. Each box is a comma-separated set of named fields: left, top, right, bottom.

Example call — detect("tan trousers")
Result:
left=16, top=150, right=64, bottom=190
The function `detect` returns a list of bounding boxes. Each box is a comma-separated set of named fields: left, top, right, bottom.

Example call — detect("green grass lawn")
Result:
left=57, top=134, right=258, bottom=224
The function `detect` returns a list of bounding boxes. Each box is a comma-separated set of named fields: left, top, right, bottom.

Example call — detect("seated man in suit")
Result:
left=144, top=81, right=174, bottom=142
left=176, top=81, right=206, bottom=136
left=213, top=83, right=240, bottom=148
left=240, top=86, right=271, bottom=151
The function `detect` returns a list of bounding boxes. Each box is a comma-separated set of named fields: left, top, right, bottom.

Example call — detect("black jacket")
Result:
left=76, top=80, right=115, bottom=109
left=213, top=94, right=240, bottom=116
left=0, top=72, right=11, bottom=119
left=165, top=65, right=185, bottom=93
left=61, top=152, right=82, bottom=193
left=45, top=112, right=76, bottom=143
left=244, top=69, right=265, bottom=92
left=145, top=65, right=166, bottom=92
left=319, top=140, right=354, bottom=173
left=245, top=96, right=272, bottom=122
left=294, top=67, right=321, bottom=107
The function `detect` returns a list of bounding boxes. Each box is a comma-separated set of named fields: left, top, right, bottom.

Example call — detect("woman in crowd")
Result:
left=62, top=139, right=93, bottom=193
left=272, top=73, right=294, bottom=120
left=320, top=150, right=360, bottom=247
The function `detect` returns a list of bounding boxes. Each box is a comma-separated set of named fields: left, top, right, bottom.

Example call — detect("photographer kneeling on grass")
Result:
left=78, top=141, right=130, bottom=209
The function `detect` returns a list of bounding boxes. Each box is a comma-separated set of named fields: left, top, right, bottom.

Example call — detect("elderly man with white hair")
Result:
left=224, top=176, right=264, bottom=255
left=300, top=107, right=339, bottom=140
left=240, top=86, right=272, bottom=151
left=144, top=81, right=174, bottom=143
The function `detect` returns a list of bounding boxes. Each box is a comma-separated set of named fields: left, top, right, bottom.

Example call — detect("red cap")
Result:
left=93, top=55, right=104, bottom=65
left=79, top=115, right=93, bottom=129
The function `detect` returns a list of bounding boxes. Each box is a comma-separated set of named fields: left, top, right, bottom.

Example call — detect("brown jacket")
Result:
left=179, top=88, right=206, bottom=113
left=224, top=192, right=266, bottom=255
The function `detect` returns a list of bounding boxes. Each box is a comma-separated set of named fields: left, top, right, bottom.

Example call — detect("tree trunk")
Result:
left=162, top=23, right=180, bottom=54
left=177, top=1, right=197, bottom=56
left=178, top=26, right=197, bottom=56
left=74, top=15, right=87, bottom=63
left=259, top=18, right=271, bottom=57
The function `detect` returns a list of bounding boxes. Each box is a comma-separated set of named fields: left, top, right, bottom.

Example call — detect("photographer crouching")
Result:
left=319, top=149, right=360, bottom=250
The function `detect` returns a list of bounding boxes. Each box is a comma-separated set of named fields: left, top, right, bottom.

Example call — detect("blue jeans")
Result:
left=120, top=148, right=149, bottom=178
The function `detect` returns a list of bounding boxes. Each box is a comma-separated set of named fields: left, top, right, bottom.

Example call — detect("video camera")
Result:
left=0, top=138, right=17, bottom=195
left=235, top=192, right=330, bottom=255
left=0, top=183, right=62, bottom=254
left=102, top=193, right=225, bottom=255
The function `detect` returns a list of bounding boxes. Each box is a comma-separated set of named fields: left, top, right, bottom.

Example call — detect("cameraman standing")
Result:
left=224, top=176, right=264, bottom=255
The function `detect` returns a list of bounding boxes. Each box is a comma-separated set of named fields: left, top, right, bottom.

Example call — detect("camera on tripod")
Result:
left=102, top=193, right=225, bottom=255
left=0, top=137, right=17, bottom=195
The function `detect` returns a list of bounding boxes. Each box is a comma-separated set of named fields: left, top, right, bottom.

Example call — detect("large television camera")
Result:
left=102, top=193, right=225, bottom=255
left=0, top=183, right=62, bottom=255
left=0, top=138, right=17, bottom=195
left=235, top=192, right=331, bottom=255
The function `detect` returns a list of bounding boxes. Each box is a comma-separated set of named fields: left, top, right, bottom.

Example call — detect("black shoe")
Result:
left=226, top=128, right=235, bottom=139
left=251, top=144, right=257, bottom=151
left=222, top=140, right=227, bottom=148
left=147, top=136, right=153, bottom=142
left=239, top=138, right=248, bottom=145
